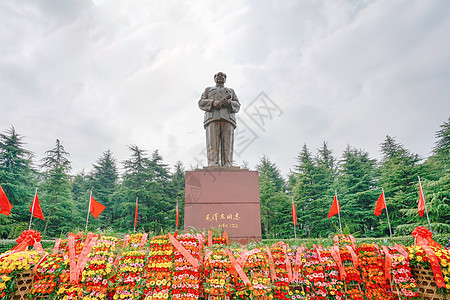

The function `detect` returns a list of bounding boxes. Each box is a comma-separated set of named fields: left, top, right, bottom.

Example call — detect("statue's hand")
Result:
left=213, top=100, right=222, bottom=108
left=221, top=98, right=231, bottom=107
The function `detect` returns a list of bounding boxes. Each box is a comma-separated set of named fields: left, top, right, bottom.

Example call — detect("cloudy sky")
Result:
left=1, top=0, right=449, bottom=177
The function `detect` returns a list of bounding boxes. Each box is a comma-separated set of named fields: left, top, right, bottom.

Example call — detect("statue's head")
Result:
left=214, top=72, right=227, bottom=84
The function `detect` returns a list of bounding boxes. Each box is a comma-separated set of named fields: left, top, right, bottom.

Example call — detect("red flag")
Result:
left=134, top=198, right=138, bottom=228
left=0, top=185, right=13, bottom=216
left=90, top=196, right=105, bottom=219
left=418, top=180, right=425, bottom=217
left=374, top=191, right=386, bottom=216
left=328, top=195, right=340, bottom=219
left=291, top=198, right=297, bottom=226
left=30, top=192, right=45, bottom=220
left=176, top=202, right=179, bottom=228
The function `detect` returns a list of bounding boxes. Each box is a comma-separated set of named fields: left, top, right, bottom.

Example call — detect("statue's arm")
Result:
left=198, top=88, right=214, bottom=112
left=230, top=89, right=241, bottom=113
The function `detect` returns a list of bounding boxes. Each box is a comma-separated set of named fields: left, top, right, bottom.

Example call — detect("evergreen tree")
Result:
left=88, top=150, right=119, bottom=226
left=338, top=145, right=379, bottom=237
left=113, top=146, right=173, bottom=234
left=292, top=142, right=337, bottom=237
left=292, top=144, right=317, bottom=236
left=419, top=117, right=450, bottom=233
left=0, top=126, right=36, bottom=237
left=379, top=136, right=422, bottom=235
left=39, top=139, right=76, bottom=237
left=257, top=156, right=288, bottom=238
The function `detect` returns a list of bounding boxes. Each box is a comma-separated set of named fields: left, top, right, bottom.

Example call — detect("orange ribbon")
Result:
left=168, top=233, right=200, bottom=269
left=331, top=246, right=346, bottom=280
left=265, top=246, right=277, bottom=282
left=226, top=247, right=250, bottom=286
left=345, top=244, right=358, bottom=268
left=416, top=236, right=446, bottom=288
left=381, top=245, right=392, bottom=280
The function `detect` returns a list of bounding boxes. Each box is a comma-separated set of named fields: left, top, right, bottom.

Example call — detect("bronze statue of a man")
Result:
left=199, top=72, right=241, bottom=167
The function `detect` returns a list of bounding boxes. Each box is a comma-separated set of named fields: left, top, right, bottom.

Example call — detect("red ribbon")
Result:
left=68, top=233, right=77, bottom=282
left=123, top=234, right=130, bottom=248
left=139, top=233, right=148, bottom=249
left=394, top=244, right=409, bottom=261
left=33, top=252, right=50, bottom=276
left=223, top=231, right=229, bottom=245
left=381, top=245, right=392, bottom=280
left=265, top=246, right=277, bottom=282
left=285, top=250, right=293, bottom=282
left=331, top=246, right=346, bottom=280
left=208, top=230, right=213, bottom=247
left=33, top=241, right=45, bottom=253
left=204, top=249, right=213, bottom=261
left=168, top=233, right=200, bottom=269
left=226, top=247, right=250, bottom=286
left=293, top=247, right=303, bottom=281
left=416, top=236, right=446, bottom=288
left=53, top=238, right=62, bottom=253
left=75, top=234, right=97, bottom=279
left=345, top=244, right=358, bottom=268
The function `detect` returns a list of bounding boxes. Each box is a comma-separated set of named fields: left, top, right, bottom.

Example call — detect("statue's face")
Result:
left=214, top=72, right=226, bottom=84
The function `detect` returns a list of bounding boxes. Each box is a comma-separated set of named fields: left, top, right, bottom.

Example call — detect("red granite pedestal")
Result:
left=184, top=167, right=262, bottom=243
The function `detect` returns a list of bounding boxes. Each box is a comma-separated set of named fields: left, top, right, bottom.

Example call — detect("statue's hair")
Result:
left=214, top=72, right=227, bottom=80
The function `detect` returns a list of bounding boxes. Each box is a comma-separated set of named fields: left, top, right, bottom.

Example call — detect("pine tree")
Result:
left=39, top=139, right=76, bottom=237
left=419, top=117, right=450, bottom=233
left=113, top=146, right=173, bottom=234
left=338, top=145, right=379, bottom=237
left=88, top=150, right=118, bottom=225
left=257, top=156, right=288, bottom=239
left=379, top=136, right=422, bottom=235
left=0, top=126, right=36, bottom=237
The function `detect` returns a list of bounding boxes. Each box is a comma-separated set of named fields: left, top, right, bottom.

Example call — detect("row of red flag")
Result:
left=0, top=185, right=105, bottom=220
left=291, top=179, right=429, bottom=224
left=0, top=184, right=180, bottom=229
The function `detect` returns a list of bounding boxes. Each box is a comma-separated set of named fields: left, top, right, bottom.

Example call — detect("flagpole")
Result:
left=292, top=195, right=297, bottom=239
left=134, top=197, right=138, bottom=234
left=336, top=191, right=342, bottom=233
left=28, top=188, right=38, bottom=230
left=85, top=191, right=92, bottom=232
left=176, top=198, right=179, bottom=229
left=382, top=188, right=393, bottom=237
left=418, top=176, right=432, bottom=231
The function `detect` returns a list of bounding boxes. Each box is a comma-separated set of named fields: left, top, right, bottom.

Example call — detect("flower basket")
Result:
left=411, top=265, right=445, bottom=300
left=11, top=270, right=33, bottom=300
